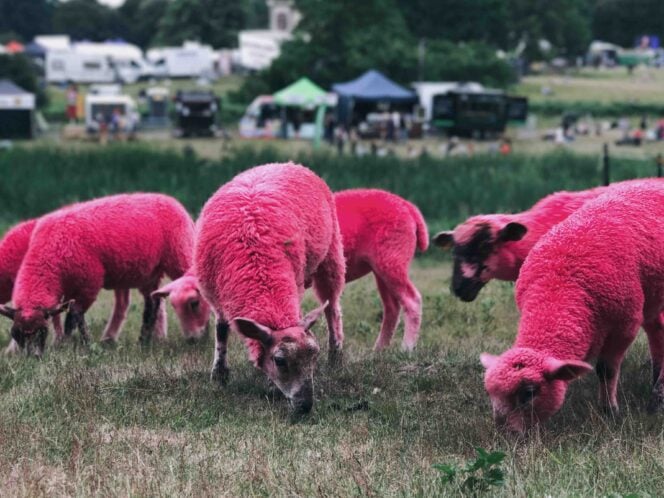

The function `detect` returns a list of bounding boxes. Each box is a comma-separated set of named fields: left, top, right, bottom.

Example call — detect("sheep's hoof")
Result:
left=211, top=365, right=229, bottom=386
left=601, top=403, right=620, bottom=417
left=100, top=337, right=118, bottom=349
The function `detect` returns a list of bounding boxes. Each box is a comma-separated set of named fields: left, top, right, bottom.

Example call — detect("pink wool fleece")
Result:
left=11, top=193, right=195, bottom=335
left=335, top=189, right=428, bottom=351
left=482, top=180, right=664, bottom=432
left=0, top=218, right=37, bottom=304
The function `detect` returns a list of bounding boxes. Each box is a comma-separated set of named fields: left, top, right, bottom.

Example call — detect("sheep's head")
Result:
left=434, top=220, right=527, bottom=301
left=480, top=348, right=592, bottom=433
left=0, top=300, right=72, bottom=358
left=152, top=276, right=212, bottom=342
left=230, top=302, right=326, bottom=415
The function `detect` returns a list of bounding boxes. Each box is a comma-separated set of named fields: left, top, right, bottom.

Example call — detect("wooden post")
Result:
left=602, top=143, right=610, bottom=186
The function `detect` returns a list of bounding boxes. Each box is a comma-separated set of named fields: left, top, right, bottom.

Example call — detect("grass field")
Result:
left=1, top=264, right=663, bottom=496
left=0, top=146, right=663, bottom=496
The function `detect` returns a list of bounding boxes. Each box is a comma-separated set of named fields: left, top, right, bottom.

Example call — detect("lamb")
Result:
left=0, top=193, right=201, bottom=357
left=0, top=218, right=129, bottom=353
left=195, top=162, right=345, bottom=414
left=433, top=184, right=617, bottom=302
left=152, top=273, right=212, bottom=342
left=480, top=180, right=664, bottom=433
left=335, top=189, right=428, bottom=351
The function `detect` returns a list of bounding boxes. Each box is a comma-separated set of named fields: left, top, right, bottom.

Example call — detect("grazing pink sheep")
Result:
left=433, top=185, right=616, bottom=301
left=0, top=219, right=131, bottom=353
left=480, top=180, right=664, bottom=433
left=195, top=162, right=345, bottom=414
left=335, top=189, right=428, bottom=351
left=152, top=272, right=212, bottom=342
left=0, top=193, right=197, bottom=356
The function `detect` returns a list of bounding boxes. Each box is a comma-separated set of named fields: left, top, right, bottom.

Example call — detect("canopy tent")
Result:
left=5, top=41, right=25, bottom=54
left=0, top=80, right=36, bottom=139
left=272, top=78, right=336, bottom=145
left=332, top=70, right=416, bottom=102
left=273, top=77, right=336, bottom=107
left=332, top=70, right=416, bottom=126
left=24, top=42, right=47, bottom=58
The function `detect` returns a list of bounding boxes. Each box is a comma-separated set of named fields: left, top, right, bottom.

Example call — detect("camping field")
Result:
left=0, top=146, right=663, bottom=496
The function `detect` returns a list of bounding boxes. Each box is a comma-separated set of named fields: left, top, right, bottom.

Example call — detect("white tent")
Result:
left=0, top=80, right=36, bottom=139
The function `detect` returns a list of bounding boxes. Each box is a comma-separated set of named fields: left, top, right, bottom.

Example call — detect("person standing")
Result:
left=66, top=83, right=79, bottom=123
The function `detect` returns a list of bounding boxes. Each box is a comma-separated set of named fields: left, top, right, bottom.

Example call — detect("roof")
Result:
left=332, top=70, right=416, bottom=102
left=273, top=77, right=335, bottom=107
left=0, top=80, right=32, bottom=96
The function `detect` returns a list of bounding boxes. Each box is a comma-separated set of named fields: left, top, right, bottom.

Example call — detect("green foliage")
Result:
left=593, top=0, right=664, bottom=48
left=155, top=0, right=246, bottom=49
left=0, top=0, right=54, bottom=43
left=529, top=99, right=664, bottom=117
left=52, top=0, right=127, bottom=42
left=119, top=0, right=169, bottom=49
left=434, top=447, right=507, bottom=494
left=0, top=54, right=48, bottom=107
left=0, top=146, right=656, bottom=229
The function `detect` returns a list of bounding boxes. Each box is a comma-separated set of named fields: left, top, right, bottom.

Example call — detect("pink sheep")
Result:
left=195, top=162, right=345, bottom=414
left=152, top=272, right=212, bottom=342
left=0, top=193, right=201, bottom=357
left=433, top=184, right=618, bottom=301
left=335, top=189, right=428, bottom=351
left=0, top=219, right=131, bottom=353
left=480, top=180, right=664, bottom=433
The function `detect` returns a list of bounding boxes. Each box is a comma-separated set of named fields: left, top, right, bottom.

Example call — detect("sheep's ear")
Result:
left=433, top=231, right=454, bottom=249
left=44, top=299, right=74, bottom=318
left=0, top=304, right=16, bottom=320
left=152, top=281, right=177, bottom=301
left=543, top=358, right=593, bottom=381
left=480, top=353, right=499, bottom=370
left=231, top=318, right=273, bottom=346
left=300, top=301, right=328, bottom=330
left=497, top=222, right=527, bottom=242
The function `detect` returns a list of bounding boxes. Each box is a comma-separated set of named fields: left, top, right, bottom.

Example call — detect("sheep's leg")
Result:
left=52, top=314, right=64, bottom=343
left=101, top=289, right=131, bottom=343
left=64, top=311, right=77, bottom=337
left=4, top=339, right=19, bottom=354
left=138, top=291, right=158, bottom=344
left=373, top=275, right=401, bottom=352
left=154, top=298, right=168, bottom=340
left=375, top=266, right=422, bottom=351
left=644, top=313, right=664, bottom=412
left=77, top=312, right=90, bottom=344
left=313, top=235, right=345, bottom=366
left=596, top=324, right=639, bottom=414
left=211, top=320, right=230, bottom=385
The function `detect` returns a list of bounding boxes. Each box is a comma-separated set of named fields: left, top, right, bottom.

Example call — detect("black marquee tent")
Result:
left=0, top=80, right=36, bottom=139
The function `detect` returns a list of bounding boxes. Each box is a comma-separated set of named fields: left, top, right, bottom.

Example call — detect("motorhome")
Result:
left=147, top=42, right=215, bottom=79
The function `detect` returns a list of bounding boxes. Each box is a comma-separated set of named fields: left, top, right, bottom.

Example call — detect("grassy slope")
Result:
left=1, top=265, right=662, bottom=496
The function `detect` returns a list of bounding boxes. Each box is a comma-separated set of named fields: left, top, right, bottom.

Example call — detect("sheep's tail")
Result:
left=406, top=201, right=429, bottom=252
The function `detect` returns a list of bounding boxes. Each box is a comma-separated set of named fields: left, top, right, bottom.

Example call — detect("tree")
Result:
left=0, top=0, right=55, bottom=42
left=119, top=0, right=169, bottom=49
left=0, top=54, right=48, bottom=107
left=593, top=0, right=664, bottom=47
left=155, top=0, right=246, bottom=48
left=52, top=0, right=127, bottom=42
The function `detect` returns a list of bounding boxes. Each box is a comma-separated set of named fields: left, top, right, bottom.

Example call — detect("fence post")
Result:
left=602, top=143, right=610, bottom=186
left=657, top=154, right=663, bottom=178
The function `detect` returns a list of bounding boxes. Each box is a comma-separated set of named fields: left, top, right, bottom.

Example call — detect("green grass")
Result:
left=0, top=146, right=663, bottom=495
left=0, top=145, right=659, bottom=232
left=1, top=266, right=663, bottom=496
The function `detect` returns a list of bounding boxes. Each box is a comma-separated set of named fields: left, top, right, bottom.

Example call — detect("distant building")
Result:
left=238, top=0, right=301, bottom=71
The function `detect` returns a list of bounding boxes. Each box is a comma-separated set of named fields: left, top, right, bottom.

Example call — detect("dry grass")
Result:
left=1, top=261, right=663, bottom=497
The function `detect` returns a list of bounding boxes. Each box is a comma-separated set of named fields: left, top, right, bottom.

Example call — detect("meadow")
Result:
left=0, top=146, right=663, bottom=496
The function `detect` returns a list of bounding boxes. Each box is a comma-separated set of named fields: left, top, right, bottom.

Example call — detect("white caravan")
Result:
left=147, top=42, right=215, bottom=79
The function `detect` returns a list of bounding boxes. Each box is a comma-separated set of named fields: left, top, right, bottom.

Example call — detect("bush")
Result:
left=0, top=146, right=656, bottom=230
left=530, top=100, right=664, bottom=118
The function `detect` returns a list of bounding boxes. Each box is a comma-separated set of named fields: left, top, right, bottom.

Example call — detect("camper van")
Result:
left=147, top=42, right=215, bottom=79
left=45, top=41, right=151, bottom=84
